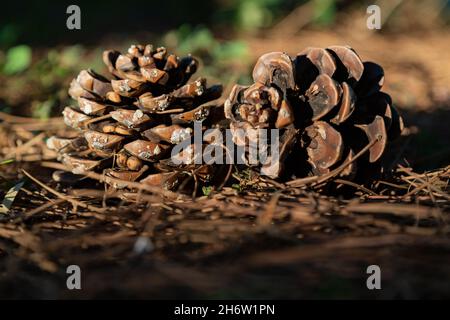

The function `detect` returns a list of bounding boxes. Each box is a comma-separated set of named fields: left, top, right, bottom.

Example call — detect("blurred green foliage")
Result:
left=234, top=0, right=282, bottom=32
left=2, top=45, right=32, bottom=75
left=0, top=44, right=101, bottom=118
left=215, top=0, right=339, bottom=32
left=164, top=25, right=251, bottom=84
left=164, top=25, right=249, bottom=63
left=312, top=0, right=336, bottom=26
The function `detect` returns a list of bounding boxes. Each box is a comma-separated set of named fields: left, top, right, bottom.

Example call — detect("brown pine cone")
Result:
left=48, top=44, right=224, bottom=191
left=225, top=46, right=404, bottom=182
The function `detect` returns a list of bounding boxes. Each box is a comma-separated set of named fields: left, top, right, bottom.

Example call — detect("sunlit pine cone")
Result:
left=225, top=46, right=404, bottom=182
left=47, top=44, right=224, bottom=191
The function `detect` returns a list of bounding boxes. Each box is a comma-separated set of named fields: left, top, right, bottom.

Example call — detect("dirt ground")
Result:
left=0, top=28, right=449, bottom=299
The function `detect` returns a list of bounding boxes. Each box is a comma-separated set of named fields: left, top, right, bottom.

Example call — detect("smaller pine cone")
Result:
left=224, top=46, right=404, bottom=182
left=48, top=44, right=224, bottom=191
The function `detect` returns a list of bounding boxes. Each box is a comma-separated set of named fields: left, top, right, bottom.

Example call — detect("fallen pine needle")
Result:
left=21, top=169, right=106, bottom=214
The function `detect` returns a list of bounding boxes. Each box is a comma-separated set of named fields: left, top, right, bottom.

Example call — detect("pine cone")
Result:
left=225, top=46, right=404, bottom=182
left=48, top=44, right=223, bottom=191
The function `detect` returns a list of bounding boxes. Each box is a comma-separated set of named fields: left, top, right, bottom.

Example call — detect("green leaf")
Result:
left=3, top=45, right=32, bottom=74
left=202, top=186, right=213, bottom=196
left=0, top=159, right=14, bottom=165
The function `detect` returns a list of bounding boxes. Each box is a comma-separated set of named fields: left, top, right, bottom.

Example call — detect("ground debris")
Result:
left=0, top=85, right=449, bottom=299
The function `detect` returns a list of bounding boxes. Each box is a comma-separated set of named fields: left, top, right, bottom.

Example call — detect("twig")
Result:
left=22, top=199, right=66, bottom=219
left=21, top=169, right=106, bottom=214
left=334, top=179, right=379, bottom=196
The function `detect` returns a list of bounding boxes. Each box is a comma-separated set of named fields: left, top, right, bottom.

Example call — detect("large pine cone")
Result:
left=48, top=44, right=224, bottom=191
left=225, top=46, right=404, bottom=182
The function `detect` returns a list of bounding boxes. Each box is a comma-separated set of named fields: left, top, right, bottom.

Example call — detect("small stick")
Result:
left=333, top=179, right=379, bottom=196
left=22, top=199, right=66, bottom=219
left=21, top=169, right=106, bottom=214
